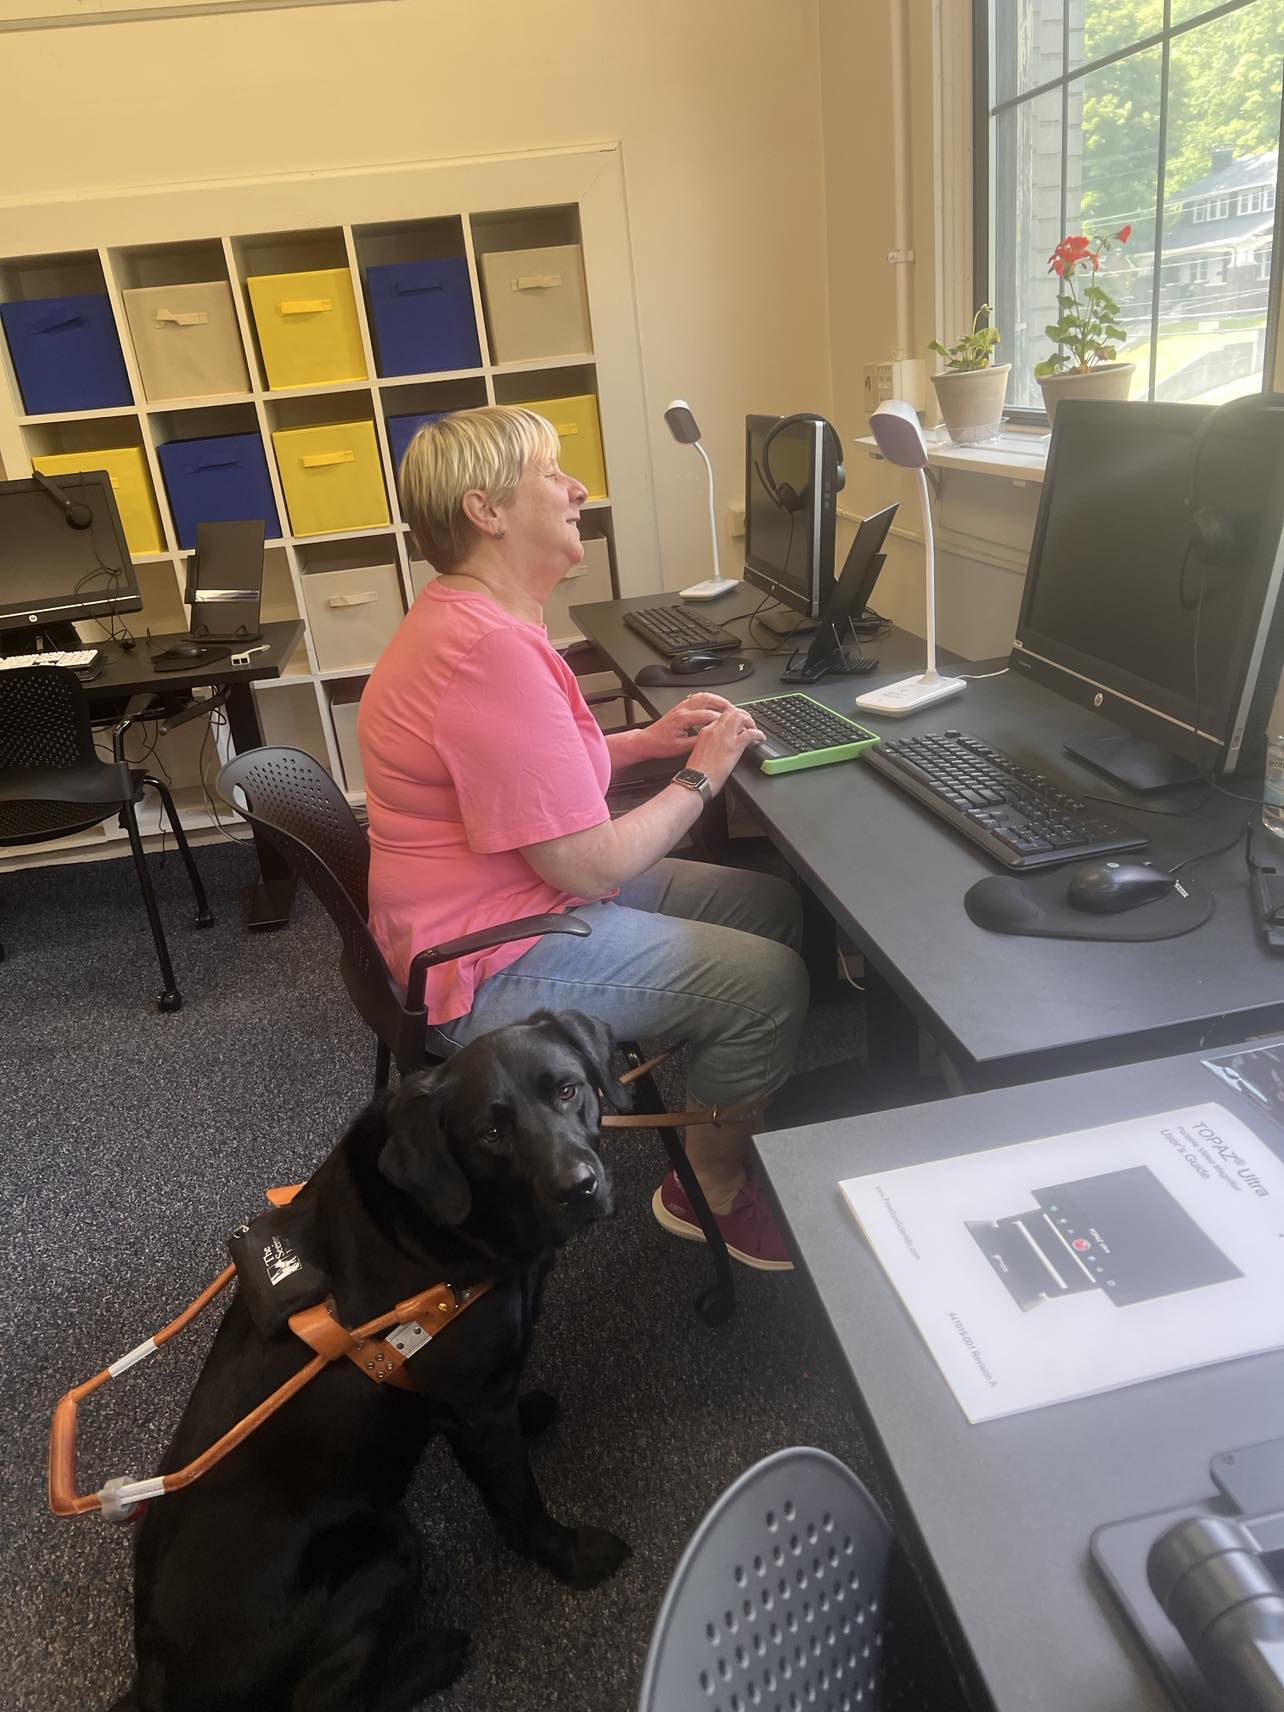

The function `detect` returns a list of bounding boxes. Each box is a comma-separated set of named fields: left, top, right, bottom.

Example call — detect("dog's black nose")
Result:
left=557, top=1165, right=599, bottom=1206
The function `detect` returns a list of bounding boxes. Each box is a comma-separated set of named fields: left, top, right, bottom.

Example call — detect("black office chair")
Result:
left=0, top=665, right=212, bottom=1011
left=215, top=745, right=735, bottom=1324
left=638, top=1446, right=969, bottom=1711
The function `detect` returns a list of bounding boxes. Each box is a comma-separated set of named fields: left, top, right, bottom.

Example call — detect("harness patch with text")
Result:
left=228, top=1209, right=330, bottom=1335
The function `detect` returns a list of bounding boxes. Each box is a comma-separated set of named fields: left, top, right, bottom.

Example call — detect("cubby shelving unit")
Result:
left=0, top=145, right=657, bottom=866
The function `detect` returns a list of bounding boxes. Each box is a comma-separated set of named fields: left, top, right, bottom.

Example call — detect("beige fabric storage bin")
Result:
left=330, top=690, right=366, bottom=794
left=122, top=281, right=250, bottom=402
left=301, top=563, right=404, bottom=672
left=408, top=556, right=437, bottom=599
left=546, top=534, right=612, bottom=643
left=480, top=244, right=592, bottom=363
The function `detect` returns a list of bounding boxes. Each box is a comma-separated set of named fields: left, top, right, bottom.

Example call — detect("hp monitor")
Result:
left=0, top=469, right=141, bottom=646
left=744, top=413, right=840, bottom=623
left=1011, top=399, right=1284, bottom=789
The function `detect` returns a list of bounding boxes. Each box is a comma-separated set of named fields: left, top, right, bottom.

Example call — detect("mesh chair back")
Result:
left=0, top=665, right=94, bottom=771
left=639, top=1447, right=964, bottom=1712
left=217, top=747, right=425, bottom=1069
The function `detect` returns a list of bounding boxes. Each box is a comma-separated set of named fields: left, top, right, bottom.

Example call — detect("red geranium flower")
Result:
left=1117, top=224, right=1133, bottom=243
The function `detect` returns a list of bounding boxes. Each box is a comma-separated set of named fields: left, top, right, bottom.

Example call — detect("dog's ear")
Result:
left=379, top=1069, right=472, bottom=1227
left=539, top=1009, right=632, bottom=1112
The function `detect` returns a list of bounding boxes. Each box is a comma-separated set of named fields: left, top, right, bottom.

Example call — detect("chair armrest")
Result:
left=406, top=912, right=591, bottom=1011
left=111, top=693, right=166, bottom=762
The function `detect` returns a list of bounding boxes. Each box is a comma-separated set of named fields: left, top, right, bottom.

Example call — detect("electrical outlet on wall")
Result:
left=728, top=501, right=745, bottom=540
left=863, top=363, right=895, bottom=411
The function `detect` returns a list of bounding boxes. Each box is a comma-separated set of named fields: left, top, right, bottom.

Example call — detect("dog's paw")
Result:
left=517, top=1389, right=560, bottom=1439
left=547, top=1524, right=631, bottom=1590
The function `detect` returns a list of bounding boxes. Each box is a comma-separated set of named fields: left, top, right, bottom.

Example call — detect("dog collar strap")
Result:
left=288, top=1281, right=492, bottom=1390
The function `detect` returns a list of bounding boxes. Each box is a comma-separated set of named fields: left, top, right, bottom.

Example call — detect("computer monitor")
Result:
left=782, top=504, right=896, bottom=684
left=1010, top=399, right=1284, bottom=790
left=0, top=469, right=141, bottom=647
left=744, top=413, right=840, bottom=623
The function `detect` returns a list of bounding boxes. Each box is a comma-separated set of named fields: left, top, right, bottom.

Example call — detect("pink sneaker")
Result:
left=651, top=1170, right=794, bottom=1271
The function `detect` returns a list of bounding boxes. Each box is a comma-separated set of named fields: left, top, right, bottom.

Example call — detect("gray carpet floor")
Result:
left=1, top=839, right=889, bottom=1712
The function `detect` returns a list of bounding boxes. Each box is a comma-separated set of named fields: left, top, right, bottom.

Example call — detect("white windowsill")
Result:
left=857, top=427, right=1051, bottom=484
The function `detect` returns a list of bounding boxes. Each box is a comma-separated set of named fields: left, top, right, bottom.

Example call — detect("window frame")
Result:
left=972, top=0, right=1284, bottom=422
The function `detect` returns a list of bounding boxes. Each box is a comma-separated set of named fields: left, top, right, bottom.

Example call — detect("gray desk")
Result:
left=756, top=1044, right=1284, bottom=1712
left=572, top=587, right=1281, bottom=1088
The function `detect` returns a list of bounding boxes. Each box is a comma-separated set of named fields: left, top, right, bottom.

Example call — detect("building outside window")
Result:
left=981, top=0, right=1284, bottom=412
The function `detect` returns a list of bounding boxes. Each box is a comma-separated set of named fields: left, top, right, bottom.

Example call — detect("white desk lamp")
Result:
left=664, top=400, right=737, bottom=601
left=855, top=399, right=965, bottom=716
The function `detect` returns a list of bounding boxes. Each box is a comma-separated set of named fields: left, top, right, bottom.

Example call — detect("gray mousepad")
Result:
left=965, top=870, right=1214, bottom=940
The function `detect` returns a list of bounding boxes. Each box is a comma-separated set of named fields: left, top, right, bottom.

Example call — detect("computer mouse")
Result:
left=1066, top=860, right=1177, bottom=914
left=669, top=651, right=727, bottom=676
left=170, top=642, right=209, bottom=659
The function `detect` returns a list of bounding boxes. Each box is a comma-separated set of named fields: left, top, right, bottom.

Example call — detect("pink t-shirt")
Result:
left=358, top=582, right=612, bottom=1023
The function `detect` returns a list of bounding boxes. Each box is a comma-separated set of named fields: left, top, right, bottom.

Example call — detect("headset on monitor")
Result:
left=758, top=413, right=846, bottom=513
left=1183, top=390, right=1284, bottom=576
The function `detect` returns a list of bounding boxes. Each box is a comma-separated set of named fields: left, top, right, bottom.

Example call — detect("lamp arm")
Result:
left=693, top=440, right=722, bottom=584
left=916, top=466, right=938, bottom=681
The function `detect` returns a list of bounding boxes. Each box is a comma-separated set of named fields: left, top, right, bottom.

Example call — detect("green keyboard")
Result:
left=740, top=692, right=881, bottom=775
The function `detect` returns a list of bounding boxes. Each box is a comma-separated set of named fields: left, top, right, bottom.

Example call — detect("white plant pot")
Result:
left=1037, top=361, right=1135, bottom=424
left=930, top=363, right=1011, bottom=446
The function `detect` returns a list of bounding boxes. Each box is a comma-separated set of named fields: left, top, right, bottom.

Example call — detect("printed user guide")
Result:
left=839, top=1103, right=1284, bottom=1423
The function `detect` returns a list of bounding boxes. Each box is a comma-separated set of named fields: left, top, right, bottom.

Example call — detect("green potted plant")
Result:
left=928, top=306, right=1009, bottom=445
left=1035, top=225, right=1135, bottom=422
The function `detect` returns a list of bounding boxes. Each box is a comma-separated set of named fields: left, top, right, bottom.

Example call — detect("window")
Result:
left=980, top=0, right=1283, bottom=412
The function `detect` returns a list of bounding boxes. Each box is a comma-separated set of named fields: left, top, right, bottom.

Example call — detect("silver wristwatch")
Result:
left=672, top=766, right=713, bottom=806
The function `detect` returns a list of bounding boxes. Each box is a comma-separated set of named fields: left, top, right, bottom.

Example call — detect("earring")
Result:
left=494, top=527, right=507, bottom=539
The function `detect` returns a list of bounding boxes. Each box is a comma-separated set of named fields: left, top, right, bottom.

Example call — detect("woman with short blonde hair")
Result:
left=359, top=405, right=809, bottom=1271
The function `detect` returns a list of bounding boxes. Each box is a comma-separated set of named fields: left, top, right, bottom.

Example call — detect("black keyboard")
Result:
left=623, top=603, right=740, bottom=659
left=740, top=693, right=880, bottom=775
left=863, top=729, right=1149, bottom=870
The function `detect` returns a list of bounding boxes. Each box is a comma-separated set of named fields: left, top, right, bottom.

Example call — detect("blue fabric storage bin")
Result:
left=157, top=432, right=281, bottom=550
left=387, top=411, right=446, bottom=474
left=366, top=260, right=480, bottom=377
left=0, top=294, right=132, bottom=415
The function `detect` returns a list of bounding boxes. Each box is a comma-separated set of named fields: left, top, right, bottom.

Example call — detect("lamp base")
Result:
left=854, top=671, right=967, bottom=717
left=679, top=576, right=739, bottom=602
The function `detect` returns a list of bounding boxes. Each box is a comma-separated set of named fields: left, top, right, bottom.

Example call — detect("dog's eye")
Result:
left=480, top=1125, right=503, bottom=1146
left=556, top=1081, right=578, bottom=1102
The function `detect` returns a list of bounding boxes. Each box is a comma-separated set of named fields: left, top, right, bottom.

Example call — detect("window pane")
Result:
left=1151, top=3, right=1283, bottom=403
left=993, top=88, right=1065, bottom=408
left=1072, top=0, right=1163, bottom=71
left=1067, top=44, right=1163, bottom=396
left=993, top=0, right=1065, bottom=106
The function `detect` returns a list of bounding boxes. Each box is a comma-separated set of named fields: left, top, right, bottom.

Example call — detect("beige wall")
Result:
left=0, top=0, right=835, bottom=591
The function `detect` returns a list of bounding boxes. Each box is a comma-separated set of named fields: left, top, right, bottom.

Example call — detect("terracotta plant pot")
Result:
left=1037, top=361, right=1135, bottom=425
left=930, top=363, right=1011, bottom=446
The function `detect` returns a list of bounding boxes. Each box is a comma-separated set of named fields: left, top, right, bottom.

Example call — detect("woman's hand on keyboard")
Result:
left=642, top=693, right=735, bottom=760
left=688, top=706, right=766, bottom=793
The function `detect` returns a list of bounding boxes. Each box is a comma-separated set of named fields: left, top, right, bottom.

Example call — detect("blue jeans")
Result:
left=433, top=858, right=809, bottom=1108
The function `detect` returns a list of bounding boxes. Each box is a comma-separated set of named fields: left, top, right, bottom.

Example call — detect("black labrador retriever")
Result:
left=111, top=1009, right=631, bottom=1712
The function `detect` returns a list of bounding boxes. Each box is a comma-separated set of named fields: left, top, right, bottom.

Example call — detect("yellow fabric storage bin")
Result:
left=246, top=268, right=367, bottom=390
left=32, top=446, right=164, bottom=556
left=518, top=393, right=607, bottom=500
left=272, top=421, right=389, bottom=537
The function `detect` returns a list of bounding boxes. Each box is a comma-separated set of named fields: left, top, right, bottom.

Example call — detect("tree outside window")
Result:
left=983, top=0, right=1283, bottom=412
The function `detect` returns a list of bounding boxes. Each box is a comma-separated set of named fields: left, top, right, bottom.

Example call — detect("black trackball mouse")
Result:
left=1066, top=860, right=1177, bottom=914
left=669, top=651, right=726, bottom=676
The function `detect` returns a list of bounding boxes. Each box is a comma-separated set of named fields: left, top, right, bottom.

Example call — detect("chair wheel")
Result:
left=158, top=990, right=183, bottom=1013
left=696, top=1285, right=734, bottom=1327
left=194, top=910, right=214, bottom=930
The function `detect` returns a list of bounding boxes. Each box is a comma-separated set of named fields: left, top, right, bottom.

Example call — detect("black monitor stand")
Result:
left=1, top=620, right=82, bottom=656
left=1064, top=725, right=1202, bottom=793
